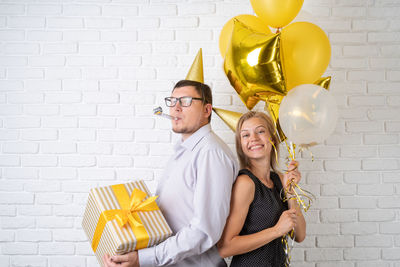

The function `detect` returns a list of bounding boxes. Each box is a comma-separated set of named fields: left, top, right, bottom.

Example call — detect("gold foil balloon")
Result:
left=250, top=0, right=304, bottom=28
left=224, top=19, right=286, bottom=110
left=314, top=76, right=331, bottom=90
left=281, top=22, right=331, bottom=90
left=213, top=108, right=242, bottom=132
left=219, top=14, right=271, bottom=58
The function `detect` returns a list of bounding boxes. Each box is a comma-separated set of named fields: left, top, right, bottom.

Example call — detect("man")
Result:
left=103, top=49, right=238, bottom=267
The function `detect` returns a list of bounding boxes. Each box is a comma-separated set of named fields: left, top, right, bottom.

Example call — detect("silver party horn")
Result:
left=153, top=106, right=178, bottom=120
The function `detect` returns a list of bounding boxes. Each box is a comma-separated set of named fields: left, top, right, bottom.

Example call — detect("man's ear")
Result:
left=204, top=103, right=212, bottom=119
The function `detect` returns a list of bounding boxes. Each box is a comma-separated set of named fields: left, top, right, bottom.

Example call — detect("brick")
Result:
left=98, top=156, right=132, bottom=167
left=124, top=17, right=159, bottom=29
left=78, top=168, right=115, bottom=180
left=1, top=216, right=35, bottom=229
left=0, top=56, right=27, bottom=66
left=355, top=235, right=392, bottom=247
left=0, top=104, right=22, bottom=115
left=3, top=168, right=38, bottom=179
left=36, top=216, right=74, bottom=228
left=86, top=18, right=122, bottom=29
left=344, top=248, right=379, bottom=260
left=98, top=105, right=134, bottom=116
left=39, top=242, right=75, bottom=255
left=368, top=32, right=400, bottom=43
left=25, top=80, right=62, bottom=91
left=47, top=17, right=83, bottom=28
left=63, top=5, right=101, bottom=16
left=79, top=118, right=116, bottom=128
left=0, top=4, right=25, bottom=15
left=325, top=160, right=361, bottom=171
left=42, top=117, right=78, bottom=128
left=382, top=248, right=400, bottom=260
left=21, top=129, right=58, bottom=141
left=368, top=82, right=400, bottom=94
left=342, top=222, right=378, bottom=235
left=37, top=193, right=72, bottom=205
left=41, top=142, right=77, bottom=154
left=321, top=184, right=356, bottom=196
left=378, top=197, right=400, bottom=208
left=346, top=121, right=383, bottom=133
left=321, top=209, right=357, bottom=223
left=8, top=92, right=44, bottom=104
left=10, top=256, right=47, bottom=267
left=21, top=155, right=57, bottom=167
left=352, top=19, right=388, bottom=31
left=2, top=243, right=38, bottom=255
left=364, top=134, right=398, bottom=145
left=82, top=92, right=119, bottom=104
left=305, top=248, right=343, bottom=261
left=387, top=95, right=400, bottom=106
left=103, top=5, right=138, bottom=16
left=386, top=121, right=400, bottom=132
left=27, top=30, right=62, bottom=41
left=63, top=30, right=100, bottom=41
left=359, top=210, right=396, bottom=222
left=330, top=32, right=366, bottom=43
left=307, top=172, right=343, bottom=184
left=340, top=146, right=377, bottom=158
left=114, top=143, right=148, bottom=156
left=0, top=151, right=25, bottom=167
left=0, top=80, right=24, bottom=91
left=54, top=205, right=84, bottom=217
left=40, top=168, right=76, bottom=180
left=141, top=5, right=177, bottom=16
left=8, top=68, right=44, bottom=79
left=116, top=118, right=154, bottom=129
left=61, top=104, right=96, bottom=116
left=8, top=16, right=45, bottom=28
left=46, top=68, right=81, bottom=79
left=362, top=159, right=398, bottom=170
left=60, top=155, right=96, bottom=167
left=340, top=196, right=377, bottom=209
left=0, top=30, right=25, bottom=41
left=343, top=45, right=379, bottom=57
left=344, top=172, right=380, bottom=184
left=24, top=181, right=60, bottom=192
left=18, top=205, right=52, bottom=216
left=161, top=17, right=198, bottom=28
left=28, top=4, right=61, bottom=15
left=0, top=231, right=14, bottom=242
left=382, top=172, right=400, bottom=183
left=59, top=129, right=96, bottom=141
left=0, top=129, right=19, bottom=141
left=78, top=143, right=112, bottom=154
left=16, top=230, right=52, bottom=242
left=83, top=68, right=118, bottom=79
left=325, top=134, right=362, bottom=145
left=138, top=30, right=174, bottom=41
left=382, top=45, right=400, bottom=57
left=49, top=256, right=86, bottom=267
left=97, top=130, right=133, bottom=142
left=117, top=43, right=152, bottom=55
left=2, top=142, right=39, bottom=154
left=116, top=169, right=153, bottom=181
left=100, top=81, right=137, bottom=91
left=317, top=235, right=354, bottom=248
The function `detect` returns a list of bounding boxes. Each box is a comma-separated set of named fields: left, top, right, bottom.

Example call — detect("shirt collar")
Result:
left=174, top=124, right=211, bottom=153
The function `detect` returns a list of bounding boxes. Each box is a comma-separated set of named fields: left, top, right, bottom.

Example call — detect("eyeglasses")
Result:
left=164, top=96, right=204, bottom=107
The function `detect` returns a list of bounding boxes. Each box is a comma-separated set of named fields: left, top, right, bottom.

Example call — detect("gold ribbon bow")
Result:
left=91, top=184, right=159, bottom=252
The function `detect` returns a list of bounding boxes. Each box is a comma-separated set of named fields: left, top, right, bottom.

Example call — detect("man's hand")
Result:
left=103, top=251, right=139, bottom=267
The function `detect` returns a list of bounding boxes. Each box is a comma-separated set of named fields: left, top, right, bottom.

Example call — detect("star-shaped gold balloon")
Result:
left=224, top=19, right=286, bottom=110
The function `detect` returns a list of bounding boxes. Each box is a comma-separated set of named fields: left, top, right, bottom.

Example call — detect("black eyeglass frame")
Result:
left=164, top=96, right=204, bottom=107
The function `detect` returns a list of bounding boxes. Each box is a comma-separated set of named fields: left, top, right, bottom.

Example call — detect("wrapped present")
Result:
left=82, top=180, right=173, bottom=266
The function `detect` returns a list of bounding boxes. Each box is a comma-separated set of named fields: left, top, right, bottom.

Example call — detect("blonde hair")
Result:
left=235, top=111, right=280, bottom=172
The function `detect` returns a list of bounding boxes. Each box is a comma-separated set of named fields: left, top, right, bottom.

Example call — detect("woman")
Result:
left=217, top=111, right=306, bottom=266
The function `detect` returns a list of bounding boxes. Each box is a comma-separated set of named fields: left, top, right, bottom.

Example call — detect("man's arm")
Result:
left=139, top=149, right=237, bottom=267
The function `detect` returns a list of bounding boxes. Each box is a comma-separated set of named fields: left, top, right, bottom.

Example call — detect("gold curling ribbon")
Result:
left=91, top=185, right=159, bottom=252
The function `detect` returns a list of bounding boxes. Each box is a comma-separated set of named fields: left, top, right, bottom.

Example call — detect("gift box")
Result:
left=82, top=180, right=173, bottom=266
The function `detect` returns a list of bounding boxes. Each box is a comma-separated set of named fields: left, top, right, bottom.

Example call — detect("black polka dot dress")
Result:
left=230, top=169, right=288, bottom=267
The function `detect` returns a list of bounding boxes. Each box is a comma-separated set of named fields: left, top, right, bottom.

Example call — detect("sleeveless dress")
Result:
left=230, top=169, right=288, bottom=267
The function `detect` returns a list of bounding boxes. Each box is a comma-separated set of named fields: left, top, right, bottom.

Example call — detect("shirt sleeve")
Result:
left=138, top=148, right=237, bottom=267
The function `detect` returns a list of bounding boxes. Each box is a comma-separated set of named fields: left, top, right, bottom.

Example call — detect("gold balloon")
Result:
left=213, top=108, right=242, bottom=132
left=281, top=22, right=331, bottom=90
left=219, top=14, right=271, bottom=58
left=314, top=76, right=331, bottom=90
left=224, top=19, right=286, bottom=110
left=250, top=0, right=304, bottom=28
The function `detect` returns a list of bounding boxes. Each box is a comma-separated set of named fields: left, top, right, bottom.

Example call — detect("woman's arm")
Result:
left=217, top=174, right=293, bottom=258
left=280, top=161, right=307, bottom=243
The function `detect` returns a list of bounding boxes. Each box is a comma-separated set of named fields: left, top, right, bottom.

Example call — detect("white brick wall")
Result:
left=0, top=0, right=399, bottom=266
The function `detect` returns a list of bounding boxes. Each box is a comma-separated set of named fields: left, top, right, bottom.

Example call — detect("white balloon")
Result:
left=279, top=84, right=338, bottom=145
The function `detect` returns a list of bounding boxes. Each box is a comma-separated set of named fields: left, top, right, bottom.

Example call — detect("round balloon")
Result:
left=281, top=22, right=331, bottom=90
left=219, top=14, right=271, bottom=58
left=250, top=0, right=304, bottom=28
left=279, top=84, right=338, bottom=145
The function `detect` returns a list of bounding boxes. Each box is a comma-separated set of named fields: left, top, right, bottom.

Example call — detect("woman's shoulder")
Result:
left=234, top=173, right=256, bottom=193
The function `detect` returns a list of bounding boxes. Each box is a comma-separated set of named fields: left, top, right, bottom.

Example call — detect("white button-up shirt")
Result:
left=139, top=124, right=238, bottom=266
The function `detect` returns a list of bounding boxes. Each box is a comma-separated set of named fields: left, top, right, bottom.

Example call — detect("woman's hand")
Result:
left=283, top=161, right=301, bottom=192
left=273, top=208, right=297, bottom=236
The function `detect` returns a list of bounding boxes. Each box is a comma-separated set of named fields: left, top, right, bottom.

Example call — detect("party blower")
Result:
left=153, top=106, right=178, bottom=121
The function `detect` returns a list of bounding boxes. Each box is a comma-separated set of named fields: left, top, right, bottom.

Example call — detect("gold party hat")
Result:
left=314, top=76, right=331, bottom=90
left=185, top=48, right=204, bottom=83
left=213, top=108, right=242, bottom=132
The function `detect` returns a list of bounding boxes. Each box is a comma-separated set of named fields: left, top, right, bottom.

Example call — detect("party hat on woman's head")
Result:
left=185, top=48, right=204, bottom=83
